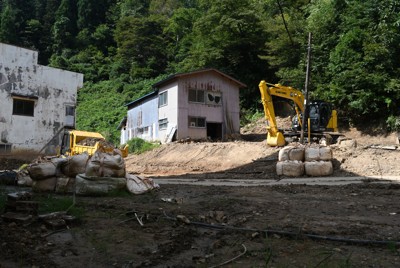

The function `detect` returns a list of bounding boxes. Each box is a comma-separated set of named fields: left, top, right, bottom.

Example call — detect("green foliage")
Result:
left=3, top=0, right=400, bottom=134
left=386, top=115, right=400, bottom=132
left=0, top=2, right=19, bottom=43
left=114, top=15, right=170, bottom=78
left=35, top=194, right=85, bottom=219
left=126, top=137, right=160, bottom=154
left=240, top=108, right=264, bottom=127
left=76, top=75, right=167, bottom=145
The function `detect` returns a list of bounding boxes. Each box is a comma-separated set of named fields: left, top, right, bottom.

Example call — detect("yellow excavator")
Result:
left=259, top=80, right=339, bottom=146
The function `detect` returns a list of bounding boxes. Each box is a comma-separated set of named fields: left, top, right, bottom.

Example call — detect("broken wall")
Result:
left=0, top=43, right=83, bottom=155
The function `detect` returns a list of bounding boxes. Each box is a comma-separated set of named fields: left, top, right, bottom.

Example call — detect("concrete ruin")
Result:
left=0, top=43, right=83, bottom=155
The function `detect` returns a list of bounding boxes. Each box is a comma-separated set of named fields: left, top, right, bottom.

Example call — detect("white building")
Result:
left=120, top=69, right=246, bottom=144
left=0, top=43, right=83, bottom=155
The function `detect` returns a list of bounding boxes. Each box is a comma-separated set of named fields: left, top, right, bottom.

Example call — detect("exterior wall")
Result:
left=121, top=69, right=241, bottom=144
left=158, top=82, right=179, bottom=143
left=0, top=43, right=83, bottom=154
left=177, top=72, right=240, bottom=140
left=123, top=95, right=159, bottom=143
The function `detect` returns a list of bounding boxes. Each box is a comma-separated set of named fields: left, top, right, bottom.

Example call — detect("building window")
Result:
left=159, top=118, right=168, bottom=130
left=66, top=106, right=75, bottom=116
left=159, top=91, right=168, bottom=107
left=188, top=117, right=206, bottom=128
left=188, top=89, right=205, bottom=103
left=13, top=98, right=35, bottom=116
left=0, top=144, right=12, bottom=153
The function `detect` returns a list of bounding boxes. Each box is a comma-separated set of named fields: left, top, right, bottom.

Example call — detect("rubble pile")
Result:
left=2, top=191, right=38, bottom=223
left=276, top=144, right=333, bottom=177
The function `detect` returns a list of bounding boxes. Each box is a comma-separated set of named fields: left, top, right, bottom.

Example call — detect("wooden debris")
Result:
left=2, top=212, right=33, bottom=223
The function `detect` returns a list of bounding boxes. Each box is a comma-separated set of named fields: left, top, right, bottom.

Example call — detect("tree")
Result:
left=259, top=0, right=310, bottom=88
left=119, top=0, right=150, bottom=17
left=52, top=0, right=78, bottom=53
left=180, top=0, right=269, bottom=108
left=0, top=2, right=18, bottom=43
left=311, top=0, right=400, bottom=122
left=114, top=15, right=169, bottom=79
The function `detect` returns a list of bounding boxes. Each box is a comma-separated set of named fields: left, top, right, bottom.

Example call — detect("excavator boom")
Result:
left=259, top=81, right=286, bottom=146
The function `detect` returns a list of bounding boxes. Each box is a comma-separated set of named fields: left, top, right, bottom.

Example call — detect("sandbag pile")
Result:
left=276, top=145, right=333, bottom=177
left=27, top=158, right=64, bottom=192
left=26, top=150, right=158, bottom=196
left=75, top=150, right=126, bottom=196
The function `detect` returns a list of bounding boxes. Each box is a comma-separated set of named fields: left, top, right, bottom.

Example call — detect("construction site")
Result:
left=1, top=117, right=400, bottom=267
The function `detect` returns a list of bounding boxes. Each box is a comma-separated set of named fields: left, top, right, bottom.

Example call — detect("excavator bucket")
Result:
left=267, top=132, right=286, bottom=147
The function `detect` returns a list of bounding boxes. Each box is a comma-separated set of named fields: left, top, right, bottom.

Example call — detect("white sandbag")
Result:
left=55, top=177, right=75, bottom=194
left=276, top=161, right=304, bottom=177
left=278, top=146, right=294, bottom=161
left=32, top=177, right=57, bottom=192
left=17, top=175, right=33, bottom=187
left=305, top=147, right=333, bottom=161
left=126, top=174, right=160, bottom=195
left=288, top=147, right=305, bottom=161
left=305, top=161, right=333, bottom=176
left=75, top=174, right=126, bottom=196
left=28, top=162, right=57, bottom=180
left=85, top=151, right=126, bottom=178
left=61, top=153, right=90, bottom=178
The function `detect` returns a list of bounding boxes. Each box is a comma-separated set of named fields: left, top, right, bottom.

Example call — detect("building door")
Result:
left=207, top=122, right=223, bottom=141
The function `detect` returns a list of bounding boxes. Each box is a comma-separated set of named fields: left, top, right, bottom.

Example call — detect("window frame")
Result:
left=159, top=91, right=168, bottom=107
left=188, top=116, right=206, bottom=128
left=188, top=89, right=205, bottom=103
left=65, top=105, right=75, bottom=116
left=159, top=118, right=168, bottom=130
left=12, top=97, right=35, bottom=117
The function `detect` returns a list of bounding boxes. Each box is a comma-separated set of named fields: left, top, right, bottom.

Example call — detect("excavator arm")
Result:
left=259, top=80, right=305, bottom=146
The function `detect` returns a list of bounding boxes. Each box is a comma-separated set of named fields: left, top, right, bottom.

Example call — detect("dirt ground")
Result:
left=1, top=120, right=400, bottom=267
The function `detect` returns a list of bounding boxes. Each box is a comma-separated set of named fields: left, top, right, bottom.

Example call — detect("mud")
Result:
left=1, top=127, right=400, bottom=267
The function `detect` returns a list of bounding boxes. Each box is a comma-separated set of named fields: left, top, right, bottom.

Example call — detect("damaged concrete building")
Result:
left=0, top=43, right=83, bottom=155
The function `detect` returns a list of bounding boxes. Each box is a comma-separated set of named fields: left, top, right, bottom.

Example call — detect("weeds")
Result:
left=240, top=108, right=264, bottom=127
left=34, top=194, right=85, bottom=219
left=126, top=138, right=160, bottom=154
left=264, top=233, right=273, bottom=267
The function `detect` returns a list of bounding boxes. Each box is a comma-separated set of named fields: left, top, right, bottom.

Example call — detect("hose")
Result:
left=162, top=211, right=400, bottom=247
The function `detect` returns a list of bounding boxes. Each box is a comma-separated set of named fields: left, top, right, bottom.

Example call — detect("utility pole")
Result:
left=300, top=32, right=312, bottom=144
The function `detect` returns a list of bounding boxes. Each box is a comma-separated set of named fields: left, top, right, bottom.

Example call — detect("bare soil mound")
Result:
left=125, top=123, right=400, bottom=179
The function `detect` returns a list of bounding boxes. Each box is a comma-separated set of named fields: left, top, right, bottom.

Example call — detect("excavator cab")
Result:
left=292, top=101, right=334, bottom=132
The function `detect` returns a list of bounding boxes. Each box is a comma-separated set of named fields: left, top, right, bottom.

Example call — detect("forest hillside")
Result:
left=1, top=0, right=400, bottom=143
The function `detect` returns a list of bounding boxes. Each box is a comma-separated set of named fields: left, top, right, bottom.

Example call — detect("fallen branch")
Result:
left=118, top=213, right=144, bottom=226
left=41, top=228, right=68, bottom=238
left=135, top=213, right=144, bottom=226
left=209, top=244, right=247, bottom=268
